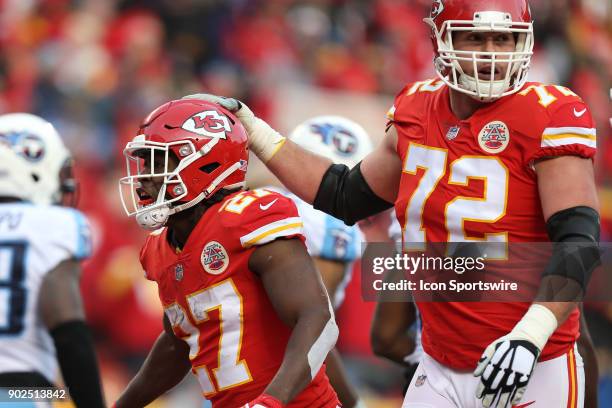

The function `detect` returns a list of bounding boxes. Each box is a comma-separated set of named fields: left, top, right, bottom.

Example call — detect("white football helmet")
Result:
left=289, top=116, right=373, bottom=168
left=0, top=113, right=74, bottom=205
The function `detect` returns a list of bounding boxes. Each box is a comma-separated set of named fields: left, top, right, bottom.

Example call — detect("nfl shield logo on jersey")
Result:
left=446, top=126, right=460, bottom=141
left=415, top=374, right=427, bottom=387
left=174, top=264, right=184, bottom=281
left=201, top=241, right=229, bottom=275
left=478, top=121, right=510, bottom=154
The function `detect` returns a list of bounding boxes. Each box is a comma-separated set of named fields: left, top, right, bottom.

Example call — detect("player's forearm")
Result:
left=264, top=308, right=339, bottom=404
left=267, top=140, right=333, bottom=205
left=324, top=349, right=358, bottom=408
left=116, top=332, right=191, bottom=408
left=371, top=332, right=415, bottom=366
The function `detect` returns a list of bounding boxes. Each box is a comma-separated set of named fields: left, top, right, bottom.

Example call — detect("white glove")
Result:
left=182, top=93, right=286, bottom=162
left=473, top=304, right=558, bottom=408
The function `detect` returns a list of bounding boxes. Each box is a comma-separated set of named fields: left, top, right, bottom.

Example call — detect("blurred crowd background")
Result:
left=0, top=0, right=610, bottom=406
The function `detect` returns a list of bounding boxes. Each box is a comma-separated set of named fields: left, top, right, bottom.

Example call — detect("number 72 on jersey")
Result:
left=401, top=143, right=509, bottom=258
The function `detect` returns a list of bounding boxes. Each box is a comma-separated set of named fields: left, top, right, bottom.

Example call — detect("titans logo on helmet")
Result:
left=0, top=132, right=46, bottom=162
left=310, top=123, right=358, bottom=157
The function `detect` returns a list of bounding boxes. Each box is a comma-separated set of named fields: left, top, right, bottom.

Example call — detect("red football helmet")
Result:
left=424, top=0, right=534, bottom=101
left=119, top=99, right=248, bottom=230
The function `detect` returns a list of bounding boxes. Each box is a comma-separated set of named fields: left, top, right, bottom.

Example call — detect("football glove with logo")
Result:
left=474, top=304, right=558, bottom=408
left=182, top=93, right=286, bottom=162
left=240, top=394, right=284, bottom=408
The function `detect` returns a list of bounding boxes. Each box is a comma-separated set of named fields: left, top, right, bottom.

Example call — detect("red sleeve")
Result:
left=530, top=97, right=597, bottom=162
left=386, top=84, right=410, bottom=126
left=223, top=189, right=305, bottom=248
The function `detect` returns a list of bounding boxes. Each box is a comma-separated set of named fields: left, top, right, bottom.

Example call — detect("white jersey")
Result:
left=272, top=188, right=362, bottom=308
left=0, top=203, right=92, bottom=382
left=389, top=214, right=424, bottom=365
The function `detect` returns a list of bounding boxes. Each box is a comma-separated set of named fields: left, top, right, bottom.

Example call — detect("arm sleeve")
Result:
left=530, top=99, right=597, bottom=162
left=40, top=208, right=93, bottom=273
left=236, top=191, right=306, bottom=248
left=51, top=320, right=105, bottom=408
left=55, top=208, right=93, bottom=260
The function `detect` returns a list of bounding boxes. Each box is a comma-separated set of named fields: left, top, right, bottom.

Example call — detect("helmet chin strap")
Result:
left=136, top=160, right=245, bottom=230
left=136, top=206, right=171, bottom=230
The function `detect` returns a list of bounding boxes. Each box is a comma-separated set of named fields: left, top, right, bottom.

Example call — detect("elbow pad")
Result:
left=313, top=162, right=394, bottom=225
left=542, top=206, right=601, bottom=290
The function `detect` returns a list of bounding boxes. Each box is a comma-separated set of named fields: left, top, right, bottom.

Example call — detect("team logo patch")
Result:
left=478, top=121, right=510, bottom=154
left=431, top=0, right=445, bottom=20
left=182, top=110, right=231, bottom=139
left=0, top=132, right=46, bottom=162
left=332, top=129, right=357, bottom=156
left=311, top=123, right=358, bottom=157
left=201, top=241, right=229, bottom=275
left=446, top=126, right=460, bottom=141
left=175, top=264, right=184, bottom=281
left=415, top=374, right=427, bottom=387
left=331, top=228, right=351, bottom=259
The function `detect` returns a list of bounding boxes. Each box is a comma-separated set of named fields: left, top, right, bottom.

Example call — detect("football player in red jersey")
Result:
left=187, top=1, right=602, bottom=407
left=114, top=99, right=340, bottom=408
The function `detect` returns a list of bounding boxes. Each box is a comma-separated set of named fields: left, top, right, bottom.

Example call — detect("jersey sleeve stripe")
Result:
left=240, top=217, right=304, bottom=248
left=541, top=127, right=597, bottom=149
left=542, top=133, right=596, bottom=141
left=70, top=209, right=92, bottom=259
left=542, top=127, right=596, bottom=136
left=541, top=136, right=596, bottom=149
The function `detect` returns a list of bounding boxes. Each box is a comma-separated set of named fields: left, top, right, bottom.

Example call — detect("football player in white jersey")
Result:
left=0, top=113, right=104, bottom=407
left=269, top=116, right=370, bottom=408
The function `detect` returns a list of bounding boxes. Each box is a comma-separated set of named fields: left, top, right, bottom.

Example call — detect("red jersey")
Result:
left=388, top=79, right=597, bottom=370
left=140, top=189, right=339, bottom=407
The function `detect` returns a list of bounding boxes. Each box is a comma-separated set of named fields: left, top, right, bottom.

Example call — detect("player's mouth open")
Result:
left=478, top=66, right=501, bottom=80
left=137, top=188, right=155, bottom=206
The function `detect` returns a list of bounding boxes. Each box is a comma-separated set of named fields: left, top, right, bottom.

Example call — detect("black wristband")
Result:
left=50, top=320, right=105, bottom=408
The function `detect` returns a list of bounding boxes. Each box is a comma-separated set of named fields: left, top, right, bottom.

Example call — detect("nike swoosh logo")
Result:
left=513, top=401, right=535, bottom=408
left=574, top=108, right=587, bottom=117
left=259, top=199, right=278, bottom=211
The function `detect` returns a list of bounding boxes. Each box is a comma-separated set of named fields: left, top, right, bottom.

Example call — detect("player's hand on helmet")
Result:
left=240, top=393, right=284, bottom=408
left=182, top=93, right=286, bottom=162
left=473, top=335, right=540, bottom=408
left=182, top=93, right=242, bottom=113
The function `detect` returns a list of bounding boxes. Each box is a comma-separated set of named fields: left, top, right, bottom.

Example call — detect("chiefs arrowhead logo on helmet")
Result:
left=181, top=110, right=231, bottom=139
left=431, top=0, right=445, bottom=20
